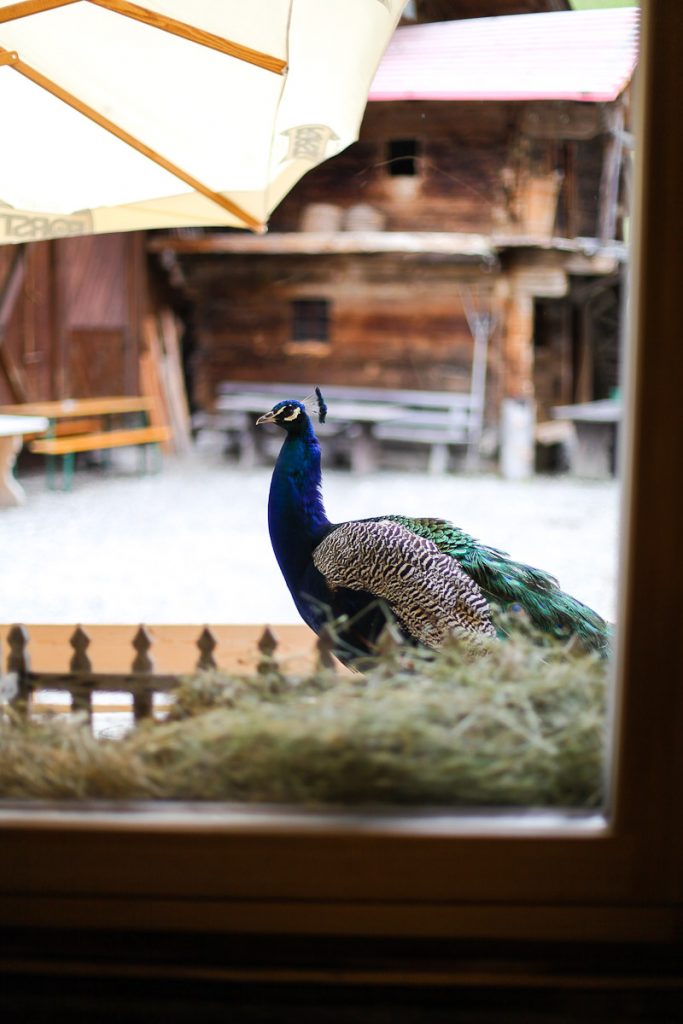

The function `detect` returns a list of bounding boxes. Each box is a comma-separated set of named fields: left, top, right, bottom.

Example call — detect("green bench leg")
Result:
left=137, top=443, right=162, bottom=475
left=63, top=452, right=75, bottom=491
left=46, top=455, right=57, bottom=491
left=149, top=443, right=163, bottom=474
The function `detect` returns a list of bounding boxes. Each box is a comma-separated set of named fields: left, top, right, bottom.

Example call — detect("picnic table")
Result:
left=209, top=382, right=482, bottom=473
left=552, top=398, right=621, bottom=478
left=0, top=397, right=170, bottom=490
left=0, top=413, right=49, bottom=507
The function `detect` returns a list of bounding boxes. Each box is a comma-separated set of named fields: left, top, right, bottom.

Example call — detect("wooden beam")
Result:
left=147, top=231, right=628, bottom=264
left=148, top=232, right=496, bottom=258
left=519, top=101, right=603, bottom=141
left=0, top=249, right=29, bottom=403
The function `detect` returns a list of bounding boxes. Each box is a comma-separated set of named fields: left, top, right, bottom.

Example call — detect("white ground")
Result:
left=1, top=437, right=621, bottom=626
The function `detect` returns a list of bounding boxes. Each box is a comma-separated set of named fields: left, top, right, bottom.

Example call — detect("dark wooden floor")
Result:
left=2, top=931, right=682, bottom=1022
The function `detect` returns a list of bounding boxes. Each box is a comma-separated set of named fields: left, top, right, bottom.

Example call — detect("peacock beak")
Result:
left=256, top=410, right=277, bottom=425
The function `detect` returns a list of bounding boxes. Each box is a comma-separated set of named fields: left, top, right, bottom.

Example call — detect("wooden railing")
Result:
left=1, top=623, right=338, bottom=731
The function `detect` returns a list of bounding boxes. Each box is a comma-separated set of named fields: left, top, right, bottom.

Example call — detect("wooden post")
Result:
left=599, top=105, right=625, bottom=245
left=196, top=627, right=218, bottom=671
left=499, top=261, right=567, bottom=477
left=257, top=626, right=279, bottom=677
left=500, top=282, right=535, bottom=479
left=503, top=285, right=535, bottom=404
left=500, top=397, right=536, bottom=480
left=7, top=624, right=30, bottom=717
left=70, top=625, right=93, bottom=723
left=132, top=625, right=154, bottom=721
left=461, top=286, right=495, bottom=472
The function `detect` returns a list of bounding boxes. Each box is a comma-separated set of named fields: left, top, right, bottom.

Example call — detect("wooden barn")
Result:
left=147, top=0, right=637, bottom=471
left=0, top=0, right=638, bottom=474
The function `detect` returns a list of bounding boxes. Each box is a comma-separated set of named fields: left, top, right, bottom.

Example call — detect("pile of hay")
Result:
left=0, top=626, right=608, bottom=807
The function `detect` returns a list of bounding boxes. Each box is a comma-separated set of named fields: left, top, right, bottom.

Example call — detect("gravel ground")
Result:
left=1, top=439, right=621, bottom=626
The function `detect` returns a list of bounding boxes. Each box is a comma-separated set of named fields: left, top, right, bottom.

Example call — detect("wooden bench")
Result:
left=0, top=397, right=172, bottom=491
left=368, top=389, right=482, bottom=473
left=212, top=382, right=483, bottom=472
left=23, top=417, right=103, bottom=440
left=30, top=425, right=171, bottom=490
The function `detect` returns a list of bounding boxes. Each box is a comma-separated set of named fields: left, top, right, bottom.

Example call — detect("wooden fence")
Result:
left=1, top=623, right=338, bottom=731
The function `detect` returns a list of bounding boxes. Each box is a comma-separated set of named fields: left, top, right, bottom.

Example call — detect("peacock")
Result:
left=257, top=389, right=609, bottom=664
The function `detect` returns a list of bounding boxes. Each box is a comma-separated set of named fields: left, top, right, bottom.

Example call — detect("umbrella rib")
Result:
left=0, top=0, right=287, bottom=75
left=0, top=1, right=79, bottom=23
left=0, top=48, right=265, bottom=232
left=88, top=0, right=287, bottom=74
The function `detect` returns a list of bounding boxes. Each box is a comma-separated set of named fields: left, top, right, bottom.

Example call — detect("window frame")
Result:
left=2, top=3, right=682, bottom=945
left=386, top=137, right=421, bottom=177
left=290, top=296, right=331, bottom=344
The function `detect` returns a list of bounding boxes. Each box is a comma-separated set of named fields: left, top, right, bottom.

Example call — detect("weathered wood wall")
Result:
left=414, top=0, right=568, bottom=18
left=0, top=234, right=145, bottom=404
left=188, top=254, right=497, bottom=409
left=0, top=244, right=52, bottom=403
left=269, top=101, right=607, bottom=240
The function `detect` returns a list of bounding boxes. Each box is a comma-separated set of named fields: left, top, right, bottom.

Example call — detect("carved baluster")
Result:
left=316, top=624, right=337, bottom=672
left=70, top=625, right=92, bottom=672
left=257, top=626, right=279, bottom=676
left=8, top=624, right=31, bottom=716
left=70, top=625, right=94, bottom=723
left=132, top=625, right=154, bottom=722
left=196, top=626, right=217, bottom=671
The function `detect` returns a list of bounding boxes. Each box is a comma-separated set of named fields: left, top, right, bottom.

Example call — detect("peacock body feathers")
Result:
left=312, top=519, right=496, bottom=647
left=257, top=395, right=610, bottom=664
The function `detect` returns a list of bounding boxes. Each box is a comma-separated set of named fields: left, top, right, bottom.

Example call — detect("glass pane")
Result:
left=0, top=1, right=639, bottom=814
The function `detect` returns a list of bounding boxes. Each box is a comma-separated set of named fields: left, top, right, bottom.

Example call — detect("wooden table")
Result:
left=0, top=397, right=163, bottom=490
left=0, top=414, right=49, bottom=507
left=0, top=396, right=155, bottom=421
left=552, top=398, right=621, bottom=478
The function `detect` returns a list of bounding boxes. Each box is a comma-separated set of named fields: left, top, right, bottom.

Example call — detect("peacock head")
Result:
left=256, top=388, right=327, bottom=435
left=256, top=399, right=312, bottom=435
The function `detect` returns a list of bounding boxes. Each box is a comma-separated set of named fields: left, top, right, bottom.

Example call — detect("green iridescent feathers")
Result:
left=380, top=515, right=609, bottom=654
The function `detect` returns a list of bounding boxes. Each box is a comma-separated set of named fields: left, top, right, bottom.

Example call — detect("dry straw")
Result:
left=0, top=622, right=608, bottom=807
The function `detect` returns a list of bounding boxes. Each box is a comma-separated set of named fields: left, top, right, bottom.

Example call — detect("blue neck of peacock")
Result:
left=267, top=422, right=331, bottom=588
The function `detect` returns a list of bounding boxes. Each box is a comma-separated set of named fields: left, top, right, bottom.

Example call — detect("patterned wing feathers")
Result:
left=312, top=520, right=495, bottom=648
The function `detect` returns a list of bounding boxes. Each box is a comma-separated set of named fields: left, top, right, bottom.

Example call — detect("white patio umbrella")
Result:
left=0, top=0, right=403, bottom=243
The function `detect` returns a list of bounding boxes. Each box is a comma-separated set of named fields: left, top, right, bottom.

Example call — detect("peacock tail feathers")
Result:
left=378, top=515, right=610, bottom=654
